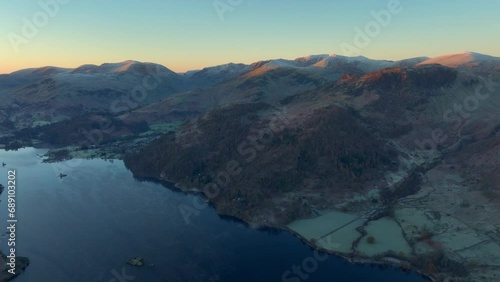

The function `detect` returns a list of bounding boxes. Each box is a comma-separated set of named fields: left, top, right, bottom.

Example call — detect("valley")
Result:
left=1, top=52, right=500, bottom=281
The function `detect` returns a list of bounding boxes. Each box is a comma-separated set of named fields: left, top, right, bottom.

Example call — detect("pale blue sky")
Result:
left=1, top=0, right=499, bottom=73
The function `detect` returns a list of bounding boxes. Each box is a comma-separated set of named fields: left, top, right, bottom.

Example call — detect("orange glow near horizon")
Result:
left=1, top=0, right=499, bottom=74
left=3, top=47, right=500, bottom=75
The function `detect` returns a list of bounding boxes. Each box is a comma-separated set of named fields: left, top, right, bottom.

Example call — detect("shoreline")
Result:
left=141, top=174, right=436, bottom=282
left=35, top=152, right=436, bottom=281
left=283, top=226, right=436, bottom=282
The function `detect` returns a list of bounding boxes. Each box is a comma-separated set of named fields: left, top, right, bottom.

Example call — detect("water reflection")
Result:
left=0, top=148, right=429, bottom=282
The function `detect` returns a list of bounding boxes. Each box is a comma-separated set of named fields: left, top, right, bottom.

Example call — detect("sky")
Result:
left=1, top=0, right=499, bottom=73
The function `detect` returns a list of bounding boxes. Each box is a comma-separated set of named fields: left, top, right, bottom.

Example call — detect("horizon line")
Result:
left=2, top=50, right=496, bottom=75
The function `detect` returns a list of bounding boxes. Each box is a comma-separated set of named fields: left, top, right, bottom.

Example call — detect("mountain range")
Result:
left=1, top=52, right=498, bottom=131
left=1, top=51, right=500, bottom=281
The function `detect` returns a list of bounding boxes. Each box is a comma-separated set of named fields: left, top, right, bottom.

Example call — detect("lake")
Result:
left=0, top=148, right=428, bottom=282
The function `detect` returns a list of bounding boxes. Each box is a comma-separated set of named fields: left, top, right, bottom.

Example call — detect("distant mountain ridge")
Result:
left=0, top=51, right=498, bottom=133
left=5, top=51, right=498, bottom=76
left=418, top=51, right=500, bottom=67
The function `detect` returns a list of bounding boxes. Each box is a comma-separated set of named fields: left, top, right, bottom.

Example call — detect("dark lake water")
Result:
left=0, top=148, right=429, bottom=282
